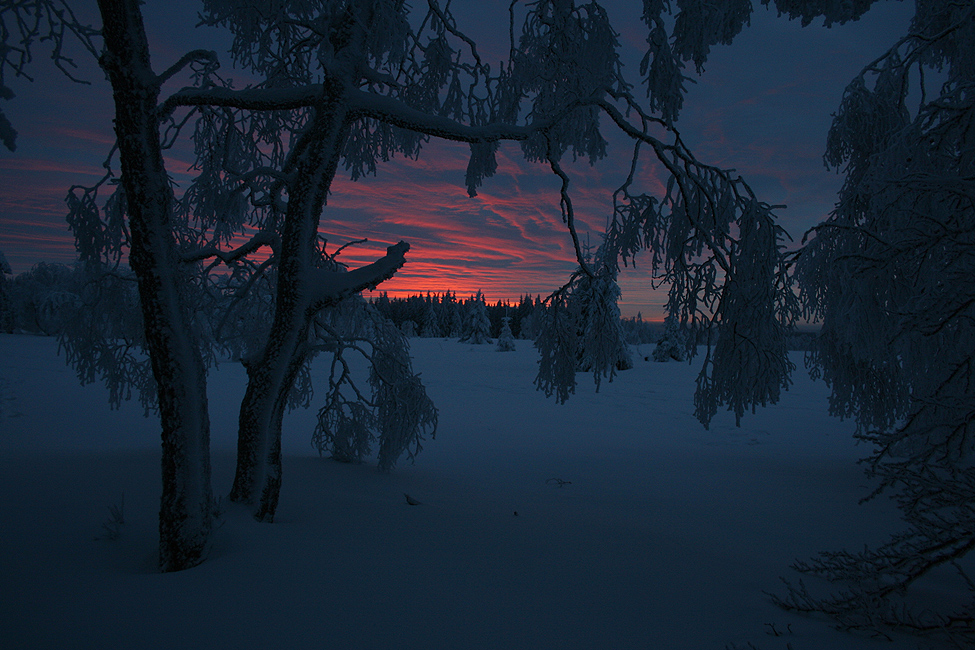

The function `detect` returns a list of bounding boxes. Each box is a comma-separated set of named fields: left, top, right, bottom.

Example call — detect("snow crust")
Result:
left=0, top=333, right=955, bottom=649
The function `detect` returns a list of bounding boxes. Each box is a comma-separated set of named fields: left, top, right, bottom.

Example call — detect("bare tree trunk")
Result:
left=97, top=0, right=213, bottom=571
left=229, top=81, right=350, bottom=520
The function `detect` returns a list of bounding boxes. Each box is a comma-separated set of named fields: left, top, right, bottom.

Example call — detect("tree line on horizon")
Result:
left=0, top=258, right=670, bottom=343
left=0, top=258, right=824, bottom=357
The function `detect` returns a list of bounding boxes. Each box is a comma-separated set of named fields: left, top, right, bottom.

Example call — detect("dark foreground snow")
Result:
left=0, top=334, right=960, bottom=649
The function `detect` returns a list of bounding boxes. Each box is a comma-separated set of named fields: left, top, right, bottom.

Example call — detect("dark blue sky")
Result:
left=0, top=0, right=913, bottom=318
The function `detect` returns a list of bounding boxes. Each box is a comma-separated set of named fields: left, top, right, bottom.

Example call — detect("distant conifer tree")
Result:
left=496, top=316, right=516, bottom=352
left=420, top=300, right=441, bottom=338
left=460, top=291, right=492, bottom=344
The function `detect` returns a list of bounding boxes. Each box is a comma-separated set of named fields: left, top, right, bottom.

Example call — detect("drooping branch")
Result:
left=546, top=139, right=593, bottom=276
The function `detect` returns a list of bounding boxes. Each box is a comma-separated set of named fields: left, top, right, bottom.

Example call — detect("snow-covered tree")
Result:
left=4, top=262, right=78, bottom=336
left=459, top=292, right=492, bottom=344
left=420, top=299, right=442, bottom=338
left=445, top=300, right=464, bottom=339
left=5, top=0, right=809, bottom=569
left=0, top=250, right=10, bottom=333
left=496, top=316, right=516, bottom=352
left=652, top=316, right=687, bottom=362
left=772, top=0, right=975, bottom=641
left=535, top=249, right=632, bottom=402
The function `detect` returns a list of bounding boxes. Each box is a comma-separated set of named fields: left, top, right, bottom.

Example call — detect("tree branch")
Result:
left=307, top=241, right=410, bottom=309
left=348, top=88, right=537, bottom=143
left=157, top=49, right=219, bottom=86
left=180, top=229, right=279, bottom=264
left=158, top=84, right=324, bottom=119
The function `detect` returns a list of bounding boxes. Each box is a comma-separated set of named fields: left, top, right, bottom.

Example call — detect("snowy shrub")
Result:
left=496, top=316, right=516, bottom=352
left=652, top=316, right=687, bottom=362
left=459, top=292, right=492, bottom=344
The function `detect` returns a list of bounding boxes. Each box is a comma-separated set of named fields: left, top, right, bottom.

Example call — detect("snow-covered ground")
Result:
left=0, top=333, right=957, bottom=649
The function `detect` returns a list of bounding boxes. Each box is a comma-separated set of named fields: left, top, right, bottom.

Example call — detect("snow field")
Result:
left=0, top=334, right=952, bottom=649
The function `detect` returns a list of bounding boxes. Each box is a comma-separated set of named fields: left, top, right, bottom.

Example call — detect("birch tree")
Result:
left=4, top=0, right=804, bottom=566
left=161, top=0, right=799, bottom=520
left=775, top=0, right=975, bottom=641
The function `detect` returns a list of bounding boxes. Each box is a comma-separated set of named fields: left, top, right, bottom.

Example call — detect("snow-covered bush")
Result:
left=652, top=316, right=687, bottom=362
left=496, top=316, right=516, bottom=352
left=459, top=292, right=492, bottom=344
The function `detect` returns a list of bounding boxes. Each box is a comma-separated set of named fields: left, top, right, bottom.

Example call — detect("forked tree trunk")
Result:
left=97, top=0, right=214, bottom=571
left=229, top=81, right=350, bottom=521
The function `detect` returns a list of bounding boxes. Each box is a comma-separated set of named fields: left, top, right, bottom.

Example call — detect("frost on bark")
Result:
left=96, top=0, right=214, bottom=571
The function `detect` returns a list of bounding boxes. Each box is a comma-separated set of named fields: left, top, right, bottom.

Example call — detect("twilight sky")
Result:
left=0, top=1, right=912, bottom=318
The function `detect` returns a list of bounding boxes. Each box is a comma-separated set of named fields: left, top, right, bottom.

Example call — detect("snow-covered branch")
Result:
left=306, top=241, right=410, bottom=309
left=158, top=84, right=323, bottom=119
left=347, top=88, right=537, bottom=144
left=156, top=49, right=219, bottom=86
left=179, top=229, right=279, bottom=264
